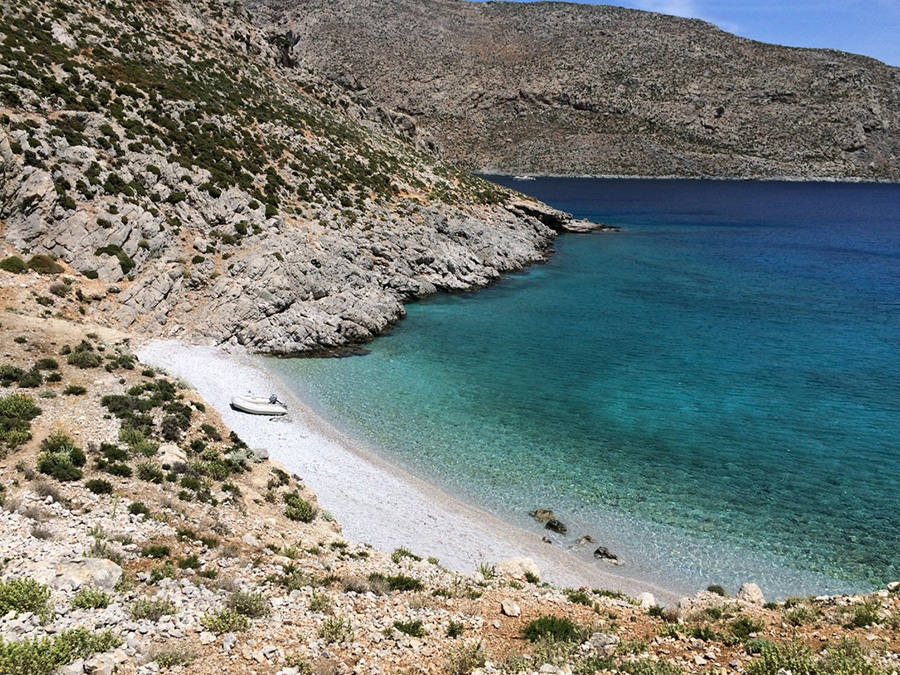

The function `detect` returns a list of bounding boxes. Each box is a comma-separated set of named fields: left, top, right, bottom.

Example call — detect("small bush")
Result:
left=564, top=588, right=593, bottom=606
left=316, top=616, right=353, bottom=644
left=149, top=563, right=176, bottom=584
left=746, top=640, right=815, bottom=675
left=445, top=641, right=485, bottom=675
left=142, top=544, right=171, bottom=558
left=308, top=591, right=330, bottom=613
left=201, top=608, right=249, bottom=634
left=283, top=491, right=315, bottom=522
left=66, top=350, right=101, bottom=369
left=85, top=478, right=113, bottom=495
left=27, top=255, right=64, bottom=275
left=707, top=584, right=728, bottom=597
left=34, top=359, right=59, bottom=371
left=0, top=577, right=53, bottom=622
left=225, top=591, right=269, bottom=618
left=130, top=598, right=175, bottom=621
left=367, top=573, right=422, bottom=592
left=391, top=547, right=422, bottom=563
left=71, top=587, right=110, bottom=610
left=731, top=615, right=766, bottom=640
left=128, top=501, right=150, bottom=516
left=619, top=661, right=684, bottom=675
left=847, top=602, right=880, bottom=628
left=393, top=619, right=426, bottom=637
left=63, top=385, right=87, bottom=396
left=0, top=256, right=27, bottom=274
left=36, top=452, right=83, bottom=481
left=446, top=620, right=465, bottom=638
left=137, top=460, right=164, bottom=483
left=152, top=648, right=195, bottom=669
left=0, top=627, right=121, bottom=675
left=522, top=616, right=583, bottom=643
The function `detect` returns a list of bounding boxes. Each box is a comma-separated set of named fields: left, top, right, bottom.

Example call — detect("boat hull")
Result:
left=230, top=396, right=288, bottom=416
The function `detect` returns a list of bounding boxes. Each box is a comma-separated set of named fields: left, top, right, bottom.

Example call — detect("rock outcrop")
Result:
left=0, top=0, right=606, bottom=355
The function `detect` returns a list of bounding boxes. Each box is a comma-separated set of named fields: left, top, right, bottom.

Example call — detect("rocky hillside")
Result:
left=245, top=0, right=900, bottom=180
left=0, top=0, right=604, bottom=355
left=1, top=302, right=899, bottom=675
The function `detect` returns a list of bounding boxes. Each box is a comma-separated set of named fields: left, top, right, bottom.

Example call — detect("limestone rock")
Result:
left=638, top=592, right=655, bottom=608
left=737, top=583, right=765, bottom=605
left=500, top=599, right=521, bottom=617
left=530, top=509, right=554, bottom=523
left=495, top=557, right=540, bottom=581
left=32, top=558, right=123, bottom=591
left=545, top=519, right=567, bottom=534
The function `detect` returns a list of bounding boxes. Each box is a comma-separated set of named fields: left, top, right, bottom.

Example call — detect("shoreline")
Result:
left=137, top=339, right=684, bottom=605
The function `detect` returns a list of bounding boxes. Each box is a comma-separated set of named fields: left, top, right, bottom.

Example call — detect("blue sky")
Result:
left=495, top=0, right=900, bottom=67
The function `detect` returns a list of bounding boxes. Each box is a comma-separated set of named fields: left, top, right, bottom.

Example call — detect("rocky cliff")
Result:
left=245, top=0, right=900, bottom=180
left=0, top=0, right=599, bottom=355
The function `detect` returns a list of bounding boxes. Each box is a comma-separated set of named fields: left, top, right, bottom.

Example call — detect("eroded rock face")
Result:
left=247, top=0, right=900, bottom=181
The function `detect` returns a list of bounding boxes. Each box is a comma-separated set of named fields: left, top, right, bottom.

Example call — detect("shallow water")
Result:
left=268, top=178, right=900, bottom=598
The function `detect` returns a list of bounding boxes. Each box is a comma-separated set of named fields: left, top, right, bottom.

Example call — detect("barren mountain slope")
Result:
left=246, top=0, right=900, bottom=180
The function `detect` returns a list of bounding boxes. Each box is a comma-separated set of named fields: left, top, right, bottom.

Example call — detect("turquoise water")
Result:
left=268, top=178, right=900, bottom=598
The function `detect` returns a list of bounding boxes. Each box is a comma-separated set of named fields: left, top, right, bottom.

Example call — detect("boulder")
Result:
left=500, top=599, right=521, bottom=617
left=638, top=592, right=655, bottom=608
left=157, top=443, right=187, bottom=466
left=737, top=582, right=765, bottom=605
left=33, top=558, right=123, bottom=591
left=495, top=557, right=540, bottom=581
left=593, top=546, right=618, bottom=562
left=545, top=519, right=567, bottom=534
left=529, top=508, right=554, bottom=523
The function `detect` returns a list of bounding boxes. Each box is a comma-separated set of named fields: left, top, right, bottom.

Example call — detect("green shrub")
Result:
left=446, top=620, right=465, bottom=638
left=689, top=625, right=719, bottom=641
left=130, top=598, right=175, bottom=621
left=316, top=616, right=353, bottom=644
left=308, top=591, right=330, bottom=613
left=445, top=640, right=485, bottom=675
left=707, top=584, right=728, bottom=597
left=785, top=606, right=822, bottom=626
left=522, top=616, right=583, bottom=643
left=37, top=452, right=83, bottom=481
left=393, top=619, right=426, bottom=637
left=149, top=563, right=176, bottom=584
left=66, top=350, right=101, bottom=368
left=17, top=369, right=43, bottom=388
left=847, top=602, right=880, bottom=628
left=137, top=460, right=164, bottom=483
left=391, top=547, right=421, bottom=563
left=178, top=555, right=201, bottom=570
left=564, top=588, right=593, bottom=606
left=745, top=638, right=777, bottom=654
left=71, top=587, right=110, bottom=610
left=524, top=571, right=540, bottom=584
left=201, top=608, right=249, bottom=634
left=0, top=577, right=53, bottom=622
left=63, top=385, right=87, bottom=396
left=367, top=573, right=423, bottom=592
left=34, top=359, right=59, bottom=371
left=0, top=256, right=27, bottom=274
left=85, top=478, right=114, bottom=494
left=128, top=501, right=150, bottom=516
left=0, top=627, right=121, bottom=675
left=731, top=615, right=766, bottom=640
left=619, top=660, right=684, bottom=675
left=142, top=544, right=171, bottom=558
left=27, top=255, right=64, bottom=275
left=283, top=491, right=315, bottom=522
left=747, top=640, right=815, bottom=675
left=226, top=591, right=270, bottom=618
left=152, top=648, right=195, bottom=669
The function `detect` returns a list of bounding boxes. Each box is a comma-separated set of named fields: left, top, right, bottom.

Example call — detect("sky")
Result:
left=496, top=0, right=900, bottom=67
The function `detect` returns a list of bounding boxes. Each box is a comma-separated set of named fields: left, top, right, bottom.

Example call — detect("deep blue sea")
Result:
left=268, top=178, right=900, bottom=598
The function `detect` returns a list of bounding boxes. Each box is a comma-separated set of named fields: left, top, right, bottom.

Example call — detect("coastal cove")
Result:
left=261, top=178, right=900, bottom=600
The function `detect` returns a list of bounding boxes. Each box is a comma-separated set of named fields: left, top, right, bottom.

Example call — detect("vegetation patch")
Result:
left=0, top=628, right=121, bottom=675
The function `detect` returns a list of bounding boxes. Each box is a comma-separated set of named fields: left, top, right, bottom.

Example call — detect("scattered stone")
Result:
left=530, top=509, right=555, bottom=523
left=500, top=599, right=521, bottom=617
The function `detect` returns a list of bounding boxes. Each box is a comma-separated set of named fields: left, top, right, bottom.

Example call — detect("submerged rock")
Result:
left=530, top=508, right=555, bottom=523
left=545, top=519, right=567, bottom=534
